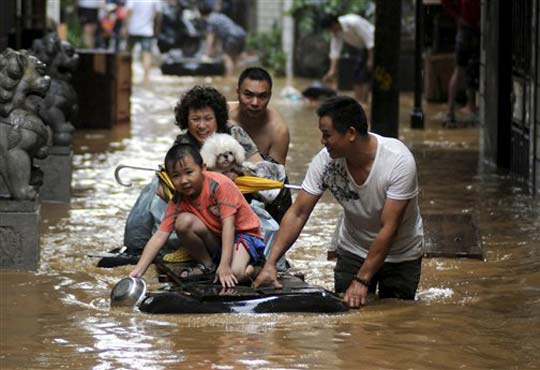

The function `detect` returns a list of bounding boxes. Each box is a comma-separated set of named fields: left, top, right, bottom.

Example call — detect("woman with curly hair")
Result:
left=172, top=85, right=260, bottom=163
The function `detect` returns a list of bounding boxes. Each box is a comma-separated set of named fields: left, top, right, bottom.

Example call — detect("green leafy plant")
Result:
left=290, top=0, right=374, bottom=35
left=61, top=0, right=84, bottom=48
left=246, top=25, right=286, bottom=77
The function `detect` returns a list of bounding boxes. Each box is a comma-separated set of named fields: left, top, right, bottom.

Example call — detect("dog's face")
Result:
left=200, top=133, right=246, bottom=172
left=216, top=150, right=237, bottom=170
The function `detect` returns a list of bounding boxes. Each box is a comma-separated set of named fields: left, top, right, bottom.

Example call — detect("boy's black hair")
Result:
left=320, top=13, right=340, bottom=29
left=174, top=85, right=228, bottom=132
left=164, top=143, right=203, bottom=173
left=238, top=67, right=273, bottom=90
left=316, top=96, right=368, bottom=136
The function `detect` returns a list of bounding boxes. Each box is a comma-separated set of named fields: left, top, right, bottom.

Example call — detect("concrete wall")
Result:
left=256, top=0, right=283, bottom=33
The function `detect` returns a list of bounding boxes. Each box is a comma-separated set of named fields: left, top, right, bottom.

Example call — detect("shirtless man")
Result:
left=228, top=67, right=290, bottom=165
left=229, top=67, right=291, bottom=222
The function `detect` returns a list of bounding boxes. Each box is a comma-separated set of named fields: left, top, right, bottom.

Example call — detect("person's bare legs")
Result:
left=223, top=54, right=235, bottom=77
left=460, top=88, right=478, bottom=115
left=83, top=23, right=97, bottom=48
left=229, top=243, right=253, bottom=282
left=447, top=65, right=465, bottom=122
left=353, top=83, right=370, bottom=104
left=175, top=213, right=219, bottom=267
left=142, top=51, right=152, bottom=84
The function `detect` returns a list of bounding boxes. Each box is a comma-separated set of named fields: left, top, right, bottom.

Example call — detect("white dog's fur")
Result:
left=200, top=133, right=251, bottom=174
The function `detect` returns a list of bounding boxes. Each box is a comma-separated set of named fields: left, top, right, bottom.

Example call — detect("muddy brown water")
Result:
left=1, top=67, right=539, bottom=370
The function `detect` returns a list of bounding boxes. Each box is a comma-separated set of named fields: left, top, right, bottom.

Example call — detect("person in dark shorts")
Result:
left=198, top=4, right=246, bottom=76
left=78, top=0, right=102, bottom=48
left=123, top=0, right=162, bottom=83
left=253, top=97, right=424, bottom=308
left=321, top=13, right=375, bottom=103
left=442, top=0, right=480, bottom=126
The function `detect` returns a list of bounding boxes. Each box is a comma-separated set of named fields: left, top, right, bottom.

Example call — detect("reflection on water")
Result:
left=1, top=66, right=539, bottom=370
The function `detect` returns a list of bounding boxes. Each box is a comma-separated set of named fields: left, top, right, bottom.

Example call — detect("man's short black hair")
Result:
left=320, top=13, right=340, bottom=29
left=198, top=3, right=213, bottom=16
left=164, top=144, right=203, bottom=173
left=238, top=67, right=273, bottom=90
left=174, top=85, right=228, bottom=132
left=316, top=96, right=368, bottom=136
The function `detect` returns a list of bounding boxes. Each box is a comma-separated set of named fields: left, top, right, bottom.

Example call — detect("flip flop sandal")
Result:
left=179, top=263, right=216, bottom=282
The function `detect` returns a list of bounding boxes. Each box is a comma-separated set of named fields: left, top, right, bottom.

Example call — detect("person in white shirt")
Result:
left=253, top=96, right=424, bottom=308
left=123, top=0, right=162, bottom=84
left=321, top=14, right=374, bottom=103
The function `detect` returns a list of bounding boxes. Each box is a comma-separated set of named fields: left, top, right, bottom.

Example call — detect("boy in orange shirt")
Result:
left=130, top=144, right=265, bottom=287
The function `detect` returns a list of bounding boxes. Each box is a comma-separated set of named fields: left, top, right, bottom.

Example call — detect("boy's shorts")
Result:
left=213, top=233, right=266, bottom=265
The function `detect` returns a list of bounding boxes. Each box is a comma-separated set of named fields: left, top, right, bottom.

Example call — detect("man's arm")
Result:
left=252, top=190, right=321, bottom=288
left=323, top=33, right=342, bottom=82
left=323, top=58, right=339, bottom=83
left=153, top=8, right=162, bottom=37
left=122, top=7, right=132, bottom=37
left=343, top=198, right=410, bottom=307
left=268, top=109, right=290, bottom=165
left=366, top=48, right=374, bottom=72
left=204, top=32, right=216, bottom=58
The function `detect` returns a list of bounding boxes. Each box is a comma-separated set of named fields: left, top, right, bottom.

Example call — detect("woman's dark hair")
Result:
left=238, top=67, right=273, bottom=90
left=320, top=13, right=340, bottom=29
left=174, top=85, right=229, bottom=132
left=316, top=96, right=368, bottom=136
left=164, top=144, right=203, bottom=173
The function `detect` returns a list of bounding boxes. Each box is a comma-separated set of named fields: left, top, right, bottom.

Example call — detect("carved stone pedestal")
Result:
left=0, top=199, right=41, bottom=270
left=36, top=145, right=72, bottom=203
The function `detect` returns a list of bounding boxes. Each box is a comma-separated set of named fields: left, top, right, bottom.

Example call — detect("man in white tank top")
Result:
left=254, top=96, right=424, bottom=308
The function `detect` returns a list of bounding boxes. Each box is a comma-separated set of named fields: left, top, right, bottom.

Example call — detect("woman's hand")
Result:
left=215, top=264, right=238, bottom=288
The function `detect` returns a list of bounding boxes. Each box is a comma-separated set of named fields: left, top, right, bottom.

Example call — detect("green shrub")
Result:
left=246, top=26, right=286, bottom=77
left=290, top=0, right=374, bottom=35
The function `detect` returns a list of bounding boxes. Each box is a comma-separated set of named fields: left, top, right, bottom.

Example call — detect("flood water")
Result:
left=1, top=64, right=539, bottom=370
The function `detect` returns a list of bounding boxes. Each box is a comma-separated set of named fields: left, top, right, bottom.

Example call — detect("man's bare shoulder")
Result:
left=267, top=106, right=287, bottom=125
left=267, top=106, right=289, bottom=133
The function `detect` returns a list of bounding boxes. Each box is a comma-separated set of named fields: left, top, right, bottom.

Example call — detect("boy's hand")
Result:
left=129, top=267, right=144, bottom=278
left=215, top=265, right=238, bottom=288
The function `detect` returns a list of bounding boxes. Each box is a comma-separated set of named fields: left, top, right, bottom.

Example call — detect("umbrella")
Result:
left=114, top=164, right=176, bottom=201
left=114, top=165, right=302, bottom=198
left=234, top=176, right=301, bottom=194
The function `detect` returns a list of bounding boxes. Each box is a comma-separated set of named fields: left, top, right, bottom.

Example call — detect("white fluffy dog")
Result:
left=200, top=133, right=251, bottom=174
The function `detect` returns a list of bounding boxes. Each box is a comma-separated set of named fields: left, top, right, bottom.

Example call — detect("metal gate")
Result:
left=511, top=0, right=538, bottom=192
left=511, top=0, right=531, bottom=182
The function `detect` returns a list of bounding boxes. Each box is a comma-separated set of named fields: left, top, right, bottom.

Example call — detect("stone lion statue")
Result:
left=0, top=48, right=51, bottom=200
left=30, top=33, right=79, bottom=146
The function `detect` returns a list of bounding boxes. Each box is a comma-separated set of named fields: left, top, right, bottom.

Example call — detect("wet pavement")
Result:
left=1, top=64, right=539, bottom=370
